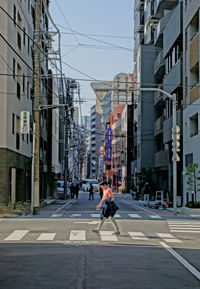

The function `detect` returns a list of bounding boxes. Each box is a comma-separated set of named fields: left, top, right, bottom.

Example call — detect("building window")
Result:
left=185, top=153, right=193, bottom=167
left=190, top=113, right=198, bottom=137
left=13, top=58, right=16, bottom=79
left=23, top=27, right=26, bottom=46
left=27, top=81, right=29, bottom=98
left=23, top=74, right=25, bottom=92
left=17, top=13, right=22, bottom=50
left=16, top=116, right=20, bottom=150
left=28, top=37, right=30, bottom=54
left=12, top=113, right=15, bottom=134
left=13, top=5, right=16, bottom=24
left=17, top=81, right=21, bottom=99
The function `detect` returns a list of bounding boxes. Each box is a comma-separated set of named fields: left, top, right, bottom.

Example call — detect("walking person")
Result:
left=92, top=181, right=120, bottom=235
left=99, top=186, right=103, bottom=199
left=88, top=184, right=94, bottom=200
left=75, top=183, right=79, bottom=200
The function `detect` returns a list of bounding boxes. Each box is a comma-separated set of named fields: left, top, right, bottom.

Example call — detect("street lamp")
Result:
left=95, top=87, right=178, bottom=215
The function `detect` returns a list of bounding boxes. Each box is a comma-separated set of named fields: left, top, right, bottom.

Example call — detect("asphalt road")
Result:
left=0, top=191, right=200, bottom=289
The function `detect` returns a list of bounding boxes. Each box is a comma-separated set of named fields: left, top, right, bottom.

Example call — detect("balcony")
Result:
left=163, top=57, right=182, bottom=94
left=190, top=82, right=199, bottom=104
left=154, top=150, right=168, bottom=167
left=134, top=33, right=144, bottom=53
left=134, top=0, right=144, bottom=11
left=154, top=116, right=163, bottom=136
left=190, top=32, right=199, bottom=70
left=145, top=0, right=156, bottom=22
left=135, top=10, right=144, bottom=33
left=154, top=0, right=178, bottom=18
left=163, top=110, right=182, bottom=143
left=154, top=11, right=172, bottom=45
left=144, top=24, right=155, bottom=44
left=154, top=50, right=165, bottom=77
left=154, top=89, right=163, bottom=105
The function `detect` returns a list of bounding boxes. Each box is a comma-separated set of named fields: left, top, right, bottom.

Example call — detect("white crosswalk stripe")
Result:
left=70, top=214, right=82, bottom=217
left=128, top=214, right=141, bottom=218
left=91, top=214, right=100, bottom=218
left=51, top=214, right=63, bottom=218
left=150, top=215, right=162, bottom=219
left=168, top=221, right=200, bottom=234
left=37, top=233, right=56, bottom=241
left=69, top=230, right=86, bottom=241
left=100, top=231, right=118, bottom=241
left=128, top=232, right=148, bottom=240
left=156, top=233, right=182, bottom=243
left=4, top=230, right=29, bottom=241
left=114, top=213, right=121, bottom=218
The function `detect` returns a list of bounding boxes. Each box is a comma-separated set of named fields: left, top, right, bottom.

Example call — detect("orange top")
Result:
left=97, top=187, right=114, bottom=208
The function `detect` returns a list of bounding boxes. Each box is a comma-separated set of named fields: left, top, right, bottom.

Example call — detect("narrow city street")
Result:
left=0, top=191, right=200, bottom=289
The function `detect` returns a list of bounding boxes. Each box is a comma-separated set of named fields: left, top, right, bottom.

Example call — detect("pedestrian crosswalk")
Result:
left=1, top=229, right=186, bottom=244
left=51, top=212, right=163, bottom=219
left=168, top=220, right=200, bottom=234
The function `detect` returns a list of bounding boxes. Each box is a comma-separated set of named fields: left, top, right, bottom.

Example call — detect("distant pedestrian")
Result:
left=70, top=183, right=75, bottom=199
left=92, top=181, right=120, bottom=235
left=88, top=184, right=94, bottom=200
left=75, top=183, right=79, bottom=199
left=99, top=186, right=103, bottom=199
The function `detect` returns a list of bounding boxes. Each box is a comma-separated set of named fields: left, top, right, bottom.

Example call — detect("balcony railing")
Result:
left=134, top=0, right=144, bottom=11
left=154, top=116, right=163, bottom=136
left=154, top=50, right=165, bottom=76
left=154, top=89, right=163, bottom=105
left=190, top=31, right=199, bottom=70
left=154, top=0, right=178, bottom=18
left=190, top=82, right=199, bottom=104
left=154, top=150, right=168, bottom=167
left=135, top=10, right=144, bottom=33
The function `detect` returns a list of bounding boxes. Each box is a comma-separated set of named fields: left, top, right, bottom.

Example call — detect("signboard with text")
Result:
left=106, top=127, right=112, bottom=161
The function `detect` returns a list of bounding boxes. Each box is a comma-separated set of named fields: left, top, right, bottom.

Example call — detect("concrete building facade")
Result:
left=0, top=0, right=34, bottom=203
left=183, top=0, right=200, bottom=203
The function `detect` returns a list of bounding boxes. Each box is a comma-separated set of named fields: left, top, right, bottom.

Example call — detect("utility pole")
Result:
left=32, top=0, right=41, bottom=214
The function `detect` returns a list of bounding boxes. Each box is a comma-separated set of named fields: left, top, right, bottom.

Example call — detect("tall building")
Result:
left=0, top=0, right=34, bottom=203
left=134, top=0, right=158, bottom=180
left=183, top=0, right=200, bottom=203
left=90, top=105, right=97, bottom=178
left=134, top=0, right=184, bottom=200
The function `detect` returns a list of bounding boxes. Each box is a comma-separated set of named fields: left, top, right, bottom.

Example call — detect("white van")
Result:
left=82, top=179, right=99, bottom=192
left=57, top=180, right=64, bottom=199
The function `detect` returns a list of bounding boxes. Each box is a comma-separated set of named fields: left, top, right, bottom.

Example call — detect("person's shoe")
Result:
left=92, top=229, right=99, bottom=234
left=114, top=231, right=120, bottom=235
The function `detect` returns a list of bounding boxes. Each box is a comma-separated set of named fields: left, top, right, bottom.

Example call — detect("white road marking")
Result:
left=37, top=233, right=56, bottom=241
left=74, top=221, right=99, bottom=225
left=91, top=214, right=100, bottom=218
left=170, top=230, right=200, bottom=233
left=100, top=231, right=118, bottom=241
left=150, top=215, right=161, bottom=219
left=5, top=230, right=29, bottom=241
left=157, top=233, right=182, bottom=243
left=169, top=225, right=200, bottom=227
left=69, top=230, right=86, bottom=241
left=160, top=242, right=200, bottom=281
left=128, top=214, right=141, bottom=218
left=51, top=214, right=63, bottom=218
left=114, top=214, right=121, bottom=218
left=70, top=214, right=82, bottom=217
left=51, top=200, right=74, bottom=217
left=128, top=232, right=148, bottom=240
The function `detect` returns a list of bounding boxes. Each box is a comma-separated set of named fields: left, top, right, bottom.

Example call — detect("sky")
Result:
left=50, top=0, right=134, bottom=116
